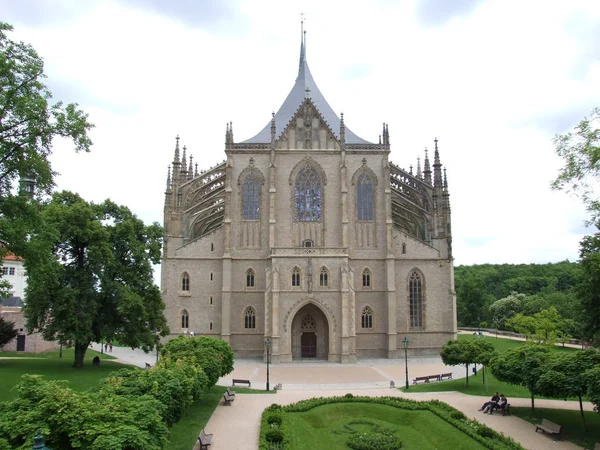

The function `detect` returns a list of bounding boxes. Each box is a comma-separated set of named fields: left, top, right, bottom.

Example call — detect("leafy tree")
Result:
left=536, top=348, right=600, bottom=430
left=0, top=278, right=11, bottom=299
left=489, top=344, right=550, bottom=411
left=160, top=336, right=234, bottom=387
left=551, top=106, right=600, bottom=221
left=22, top=191, right=168, bottom=368
left=440, top=339, right=493, bottom=387
left=456, top=275, right=487, bottom=327
left=472, top=339, right=497, bottom=385
left=489, top=292, right=524, bottom=329
left=0, top=316, right=17, bottom=349
left=584, top=366, right=600, bottom=413
left=0, top=375, right=168, bottom=449
left=577, top=229, right=600, bottom=343
left=0, top=22, right=93, bottom=197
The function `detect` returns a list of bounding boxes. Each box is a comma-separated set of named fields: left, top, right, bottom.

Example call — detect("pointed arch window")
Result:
left=181, top=272, right=190, bottom=291
left=181, top=310, right=189, bottom=329
left=410, top=271, right=423, bottom=328
left=361, top=306, right=373, bottom=329
left=319, top=267, right=329, bottom=287
left=357, top=173, right=374, bottom=220
left=243, top=173, right=260, bottom=220
left=362, top=269, right=371, bottom=288
left=246, top=268, right=255, bottom=287
left=294, top=165, right=322, bottom=221
left=244, top=307, right=256, bottom=329
left=292, top=267, right=301, bottom=287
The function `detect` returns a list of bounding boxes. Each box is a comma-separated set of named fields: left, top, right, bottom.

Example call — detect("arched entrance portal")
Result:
left=291, top=304, right=329, bottom=360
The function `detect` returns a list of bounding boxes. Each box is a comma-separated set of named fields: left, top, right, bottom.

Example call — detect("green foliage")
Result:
left=551, top=106, right=600, bottom=221
left=489, top=293, right=524, bottom=328
left=0, top=279, right=11, bottom=299
left=0, top=375, right=168, bottom=450
left=0, top=22, right=93, bottom=196
left=578, top=228, right=600, bottom=343
left=21, top=191, right=168, bottom=368
left=0, top=316, right=17, bottom=349
left=160, top=336, right=234, bottom=387
left=345, top=421, right=401, bottom=450
left=489, top=344, right=550, bottom=410
left=440, top=339, right=496, bottom=387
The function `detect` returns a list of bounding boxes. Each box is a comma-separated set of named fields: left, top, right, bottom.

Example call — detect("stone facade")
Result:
left=0, top=307, right=59, bottom=353
left=161, top=34, right=456, bottom=363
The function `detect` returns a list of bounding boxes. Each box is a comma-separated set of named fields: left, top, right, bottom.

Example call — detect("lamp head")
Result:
left=402, top=337, right=409, bottom=349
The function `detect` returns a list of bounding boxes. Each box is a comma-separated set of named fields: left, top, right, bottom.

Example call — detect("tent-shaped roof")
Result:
left=243, top=33, right=371, bottom=145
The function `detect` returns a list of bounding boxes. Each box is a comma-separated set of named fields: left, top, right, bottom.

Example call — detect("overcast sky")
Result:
left=3, top=0, right=600, bottom=269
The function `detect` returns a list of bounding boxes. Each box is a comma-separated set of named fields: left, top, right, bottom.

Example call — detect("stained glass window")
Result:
left=320, top=267, right=328, bottom=287
left=181, top=272, right=190, bottom=291
left=243, top=173, right=260, bottom=220
left=246, top=269, right=255, bottom=287
left=362, top=269, right=371, bottom=288
left=361, top=307, right=373, bottom=328
left=244, top=307, right=256, bottom=329
left=181, top=310, right=189, bottom=328
left=410, top=271, right=423, bottom=328
left=294, top=165, right=322, bottom=221
left=357, top=173, right=374, bottom=220
left=292, top=267, right=301, bottom=287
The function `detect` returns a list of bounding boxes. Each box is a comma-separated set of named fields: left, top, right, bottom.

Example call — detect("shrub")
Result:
left=345, top=393, right=354, bottom=398
left=265, top=428, right=284, bottom=443
left=347, top=431, right=402, bottom=450
left=266, top=413, right=283, bottom=426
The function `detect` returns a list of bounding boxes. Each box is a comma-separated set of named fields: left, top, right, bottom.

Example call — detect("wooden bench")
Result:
left=194, top=429, right=213, bottom=450
left=439, top=372, right=453, bottom=381
left=413, top=374, right=440, bottom=384
left=232, top=378, right=251, bottom=387
left=226, top=387, right=236, bottom=396
left=535, top=419, right=562, bottom=438
left=222, top=392, right=235, bottom=406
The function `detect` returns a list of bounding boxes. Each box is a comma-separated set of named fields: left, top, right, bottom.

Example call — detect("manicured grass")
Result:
left=230, top=386, right=276, bottom=394
left=511, top=406, right=600, bottom=450
left=457, top=334, right=579, bottom=354
left=0, top=348, right=128, bottom=401
left=286, top=402, right=487, bottom=450
left=166, top=385, right=227, bottom=450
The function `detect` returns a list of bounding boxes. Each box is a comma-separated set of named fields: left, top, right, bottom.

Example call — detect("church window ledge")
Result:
left=178, top=291, right=192, bottom=297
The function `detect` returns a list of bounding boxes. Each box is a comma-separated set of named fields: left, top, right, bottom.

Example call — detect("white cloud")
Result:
left=3, top=0, right=599, bottom=270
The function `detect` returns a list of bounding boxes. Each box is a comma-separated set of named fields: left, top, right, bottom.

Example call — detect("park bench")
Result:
left=193, top=428, right=213, bottom=450
left=413, top=374, right=440, bottom=384
left=222, top=392, right=235, bottom=406
left=226, top=387, right=236, bottom=396
left=535, top=419, right=562, bottom=438
left=490, top=403, right=510, bottom=416
left=439, top=372, right=453, bottom=381
left=232, top=378, right=251, bottom=387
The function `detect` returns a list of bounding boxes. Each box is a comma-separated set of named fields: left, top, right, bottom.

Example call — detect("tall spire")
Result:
left=433, top=137, right=443, bottom=189
left=416, top=156, right=422, bottom=179
left=188, top=155, right=194, bottom=181
left=242, top=21, right=371, bottom=144
left=166, top=165, right=171, bottom=191
left=423, top=148, right=432, bottom=184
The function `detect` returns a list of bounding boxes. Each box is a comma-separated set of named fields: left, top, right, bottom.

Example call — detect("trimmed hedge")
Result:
left=259, top=396, right=525, bottom=450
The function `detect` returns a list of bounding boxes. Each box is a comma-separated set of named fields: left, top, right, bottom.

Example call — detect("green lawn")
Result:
left=286, top=402, right=487, bottom=450
left=0, top=348, right=126, bottom=401
left=511, top=407, right=600, bottom=450
left=457, top=333, right=579, bottom=354
left=166, top=385, right=226, bottom=450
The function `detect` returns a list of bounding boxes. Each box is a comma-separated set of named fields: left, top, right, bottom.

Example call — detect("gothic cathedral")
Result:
left=161, top=33, right=456, bottom=363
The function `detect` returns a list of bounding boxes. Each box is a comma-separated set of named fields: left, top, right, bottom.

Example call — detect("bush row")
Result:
left=258, top=396, right=525, bottom=450
left=0, top=336, right=234, bottom=450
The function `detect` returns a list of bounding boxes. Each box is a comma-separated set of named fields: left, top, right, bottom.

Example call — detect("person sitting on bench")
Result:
left=479, top=392, right=499, bottom=412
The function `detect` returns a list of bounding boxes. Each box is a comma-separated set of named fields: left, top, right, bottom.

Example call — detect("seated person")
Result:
left=479, top=392, right=499, bottom=412
left=490, top=395, right=508, bottom=414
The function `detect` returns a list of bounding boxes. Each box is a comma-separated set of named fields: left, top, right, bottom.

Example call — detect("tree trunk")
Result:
left=579, top=394, right=588, bottom=431
left=465, top=363, right=469, bottom=387
left=530, top=392, right=535, bottom=412
left=482, top=366, right=486, bottom=384
left=73, top=341, right=89, bottom=368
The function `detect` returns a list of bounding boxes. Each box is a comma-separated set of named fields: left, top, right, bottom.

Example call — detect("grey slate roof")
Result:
left=1, top=296, right=23, bottom=307
left=243, top=39, right=372, bottom=145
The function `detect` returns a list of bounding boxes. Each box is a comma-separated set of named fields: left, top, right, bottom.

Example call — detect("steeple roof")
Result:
left=243, top=31, right=371, bottom=145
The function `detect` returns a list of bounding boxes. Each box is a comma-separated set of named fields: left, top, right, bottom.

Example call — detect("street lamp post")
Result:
left=403, top=337, right=409, bottom=389
left=265, top=338, right=271, bottom=391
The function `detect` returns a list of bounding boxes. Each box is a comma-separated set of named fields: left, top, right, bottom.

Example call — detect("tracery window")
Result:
left=362, top=269, right=371, bottom=288
left=244, top=307, right=256, bottom=329
left=243, top=173, right=260, bottom=220
left=292, top=267, right=301, bottom=287
left=181, top=272, right=190, bottom=291
left=409, top=271, right=423, bottom=328
left=301, top=315, right=316, bottom=329
left=246, top=268, right=255, bottom=287
left=361, top=306, right=373, bottom=329
left=357, top=173, right=374, bottom=220
left=319, top=267, right=328, bottom=287
left=294, top=165, right=322, bottom=221
left=181, top=310, right=189, bottom=329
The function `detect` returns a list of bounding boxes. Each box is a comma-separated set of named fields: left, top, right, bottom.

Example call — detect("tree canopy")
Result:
left=440, top=338, right=495, bottom=387
left=22, top=191, right=168, bottom=368
left=0, top=316, right=17, bottom=349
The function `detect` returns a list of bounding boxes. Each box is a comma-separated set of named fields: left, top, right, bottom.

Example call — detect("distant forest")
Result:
left=455, top=261, right=582, bottom=336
